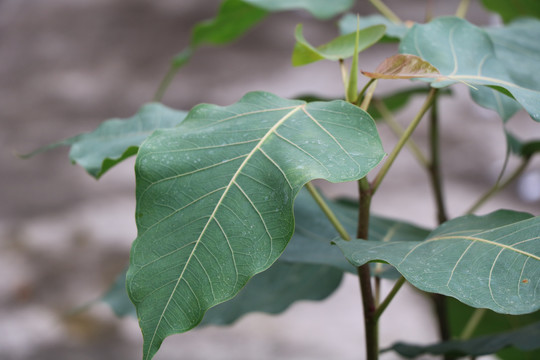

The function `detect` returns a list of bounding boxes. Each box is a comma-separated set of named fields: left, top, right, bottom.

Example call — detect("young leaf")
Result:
left=481, top=0, right=540, bottom=23
left=399, top=17, right=540, bottom=122
left=384, top=321, right=540, bottom=358
left=291, top=24, right=386, bottom=66
left=127, top=91, right=385, bottom=360
left=335, top=210, right=540, bottom=314
left=21, top=103, right=186, bottom=179
left=339, top=13, right=408, bottom=41
left=361, top=54, right=441, bottom=80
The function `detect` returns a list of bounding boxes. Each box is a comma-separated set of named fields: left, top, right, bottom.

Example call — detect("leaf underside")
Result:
left=399, top=17, right=540, bottom=122
left=127, top=91, right=384, bottom=360
left=336, top=211, right=540, bottom=314
left=21, top=103, right=186, bottom=178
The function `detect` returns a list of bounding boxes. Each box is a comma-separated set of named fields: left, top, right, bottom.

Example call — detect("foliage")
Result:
left=27, top=1, right=540, bottom=360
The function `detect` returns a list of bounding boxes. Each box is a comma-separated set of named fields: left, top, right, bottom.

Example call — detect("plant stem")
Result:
left=369, top=0, right=402, bottom=24
left=373, top=99, right=429, bottom=168
left=153, top=64, right=181, bottom=102
left=428, top=94, right=448, bottom=224
left=358, top=79, right=376, bottom=108
left=304, top=182, right=351, bottom=241
left=432, top=293, right=451, bottom=342
left=374, top=276, right=406, bottom=320
left=456, top=0, right=471, bottom=19
left=357, top=177, right=378, bottom=360
left=466, top=158, right=530, bottom=214
left=372, top=88, right=437, bottom=194
left=460, top=308, right=487, bottom=340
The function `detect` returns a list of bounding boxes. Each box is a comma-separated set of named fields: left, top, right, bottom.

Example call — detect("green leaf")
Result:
left=103, top=269, right=136, bottom=317
left=103, top=260, right=342, bottom=325
left=384, top=321, right=540, bottom=358
left=506, top=132, right=540, bottom=159
left=339, top=13, right=408, bottom=41
left=281, top=188, right=430, bottom=278
left=200, top=261, right=342, bottom=326
left=191, top=0, right=267, bottom=48
left=127, top=91, right=385, bottom=360
left=481, top=0, right=540, bottom=23
left=335, top=210, right=540, bottom=314
left=399, top=17, right=540, bottom=122
left=448, top=298, right=540, bottom=360
left=292, top=24, right=386, bottom=66
left=21, top=103, right=186, bottom=179
left=244, top=0, right=355, bottom=19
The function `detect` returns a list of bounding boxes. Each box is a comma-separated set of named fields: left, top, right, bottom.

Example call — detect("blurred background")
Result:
left=1, top=0, right=539, bottom=359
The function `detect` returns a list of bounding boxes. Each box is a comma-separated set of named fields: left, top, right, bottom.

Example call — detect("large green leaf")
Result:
left=384, top=321, right=540, bottom=358
left=335, top=210, right=540, bottom=314
left=292, top=23, right=386, bottom=66
left=338, top=13, right=408, bottom=41
left=282, top=189, right=430, bottom=278
left=399, top=17, right=540, bottom=122
left=103, top=260, right=342, bottom=325
left=127, top=91, right=385, bottom=360
left=21, top=103, right=186, bottom=178
left=481, top=0, right=540, bottom=23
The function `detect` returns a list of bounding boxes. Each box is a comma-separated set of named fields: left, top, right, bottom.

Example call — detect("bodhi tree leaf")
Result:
left=292, top=24, right=386, bottom=66
left=384, top=321, right=540, bottom=358
left=103, top=260, right=343, bottom=325
left=199, top=260, right=342, bottom=326
left=127, top=91, right=385, bottom=360
left=339, top=13, right=408, bottom=41
left=399, top=17, right=540, bottom=122
left=481, top=0, right=540, bottom=23
left=21, top=103, right=186, bottom=179
left=335, top=210, right=540, bottom=314
left=281, top=188, right=430, bottom=278
left=361, top=54, right=441, bottom=80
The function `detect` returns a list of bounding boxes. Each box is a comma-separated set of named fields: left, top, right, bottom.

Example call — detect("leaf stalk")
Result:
left=373, top=276, right=406, bottom=320
left=372, top=88, right=438, bottom=194
left=304, top=182, right=351, bottom=241
left=368, top=0, right=402, bottom=24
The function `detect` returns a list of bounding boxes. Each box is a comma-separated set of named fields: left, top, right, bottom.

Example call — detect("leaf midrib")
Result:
left=429, top=235, right=540, bottom=261
left=143, top=104, right=304, bottom=359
